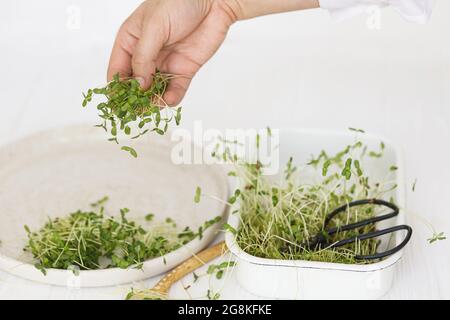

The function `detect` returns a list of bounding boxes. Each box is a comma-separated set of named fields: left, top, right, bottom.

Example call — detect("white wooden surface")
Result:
left=0, top=0, right=449, bottom=299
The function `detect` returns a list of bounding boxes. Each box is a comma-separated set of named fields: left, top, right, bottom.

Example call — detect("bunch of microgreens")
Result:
left=230, top=144, right=381, bottom=264
left=195, top=127, right=446, bottom=264
left=24, top=197, right=220, bottom=275
left=82, top=72, right=182, bottom=158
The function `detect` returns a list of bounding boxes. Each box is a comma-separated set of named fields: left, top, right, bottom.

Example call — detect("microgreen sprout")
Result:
left=428, top=232, right=446, bottom=244
left=412, top=179, right=418, bottom=192
left=90, top=196, right=109, bottom=207
left=121, top=146, right=138, bottom=158
left=348, top=127, right=366, bottom=133
left=207, top=289, right=220, bottom=300
left=194, top=187, right=202, bottom=204
left=82, top=72, right=182, bottom=157
left=223, top=223, right=237, bottom=235
left=24, top=198, right=220, bottom=274
left=341, top=158, right=353, bottom=180
left=193, top=272, right=200, bottom=283
left=322, top=159, right=331, bottom=177
left=207, top=261, right=236, bottom=280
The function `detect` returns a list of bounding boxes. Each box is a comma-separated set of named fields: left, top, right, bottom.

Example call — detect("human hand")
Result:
left=107, top=0, right=238, bottom=106
left=107, top=0, right=319, bottom=106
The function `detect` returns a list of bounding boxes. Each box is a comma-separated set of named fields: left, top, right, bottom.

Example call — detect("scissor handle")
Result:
left=329, top=224, right=413, bottom=260
left=318, top=198, right=412, bottom=260
left=324, top=198, right=399, bottom=229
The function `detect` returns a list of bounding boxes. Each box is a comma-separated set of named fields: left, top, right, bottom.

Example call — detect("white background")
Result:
left=0, top=0, right=449, bottom=299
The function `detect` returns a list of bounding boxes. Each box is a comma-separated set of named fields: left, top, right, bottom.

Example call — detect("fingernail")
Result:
left=135, top=77, right=146, bottom=88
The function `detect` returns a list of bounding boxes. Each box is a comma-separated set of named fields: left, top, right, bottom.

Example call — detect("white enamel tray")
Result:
left=0, top=125, right=228, bottom=287
left=225, top=128, right=407, bottom=300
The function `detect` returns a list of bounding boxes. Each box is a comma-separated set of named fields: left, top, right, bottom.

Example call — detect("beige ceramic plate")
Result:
left=0, top=125, right=228, bottom=287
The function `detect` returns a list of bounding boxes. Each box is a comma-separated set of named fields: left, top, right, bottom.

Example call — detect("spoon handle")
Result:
left=153, top=241, right=227, bottom=293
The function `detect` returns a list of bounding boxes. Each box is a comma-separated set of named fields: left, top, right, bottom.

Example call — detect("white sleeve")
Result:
left=318, top=0, right=436, bottom=24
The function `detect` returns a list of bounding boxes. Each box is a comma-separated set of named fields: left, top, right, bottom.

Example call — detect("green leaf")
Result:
left=219, top=261, right=236, bottom=269
left=153, top=128, right=164, bottom=135
left=121, top=146, right=138, bottom=158
left=322, top=159, right=331, bottom=177
left=128, top=95, right=138, bottom=104
left=428, top=232, right=446, bottom=244
left=108, top=137, right=119, bottom=144
left=175, top=107, right=182, bottom=126
left=369, top=151, right=382, bottom=158
left=354, top=160, right=363, bottom=176
left=90, top=196, right=109, bottom=207
left=223, top=223, right=237, bottom=236
left=194, top=187, right=202, bottom=204
left=341, top=158, right=353, bottom=180
left=348, top=127, right=365, bottom=133
left=272, top=194, right=279, bottom=206
left=412, top=179, right=417, bottom=192
left=125, top=290, right=135, bottom=300
left=35, top=263, right=47, bottom=276
left=207, top=264, right=217, bottom=274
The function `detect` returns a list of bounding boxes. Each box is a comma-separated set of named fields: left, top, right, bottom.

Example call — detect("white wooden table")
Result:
left=0, top=0, right=449, bottom=299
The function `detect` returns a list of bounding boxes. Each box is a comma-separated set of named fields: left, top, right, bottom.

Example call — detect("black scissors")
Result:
left=305, top=199, right=413, bottom=260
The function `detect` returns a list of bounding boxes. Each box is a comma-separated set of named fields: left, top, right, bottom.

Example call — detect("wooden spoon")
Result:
left=128, top=241, right=227, bottom=300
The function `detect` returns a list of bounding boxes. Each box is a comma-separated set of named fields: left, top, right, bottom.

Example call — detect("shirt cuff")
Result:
left=318, top=0, right=435, bottom=24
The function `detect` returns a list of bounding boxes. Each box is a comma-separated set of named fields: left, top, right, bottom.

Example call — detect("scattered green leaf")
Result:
left=428, top=232, right=446, bottom=244
left=121, top=146, right=138, bottom=158
left=194, top=187, right=202, bottom=204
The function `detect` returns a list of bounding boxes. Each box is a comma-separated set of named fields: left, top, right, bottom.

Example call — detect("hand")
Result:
left=107, top=0, right=238, bottom=106
left=107, top=0, right=319, bottom=106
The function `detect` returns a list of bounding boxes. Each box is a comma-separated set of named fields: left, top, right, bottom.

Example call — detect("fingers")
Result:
left=131, top=18, right=166, bottom=90
left=107, top=14, right=143, bottom=82
left=107, top=34, right=133, bottom=82
left=163, top=76, right=193, bottom=106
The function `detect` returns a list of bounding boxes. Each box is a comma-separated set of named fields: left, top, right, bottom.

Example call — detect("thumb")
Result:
left=132, top=19, right=166, bottom=90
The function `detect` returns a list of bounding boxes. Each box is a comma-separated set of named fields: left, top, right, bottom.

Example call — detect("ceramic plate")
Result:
left=0, top=125, right=228, bottom=287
